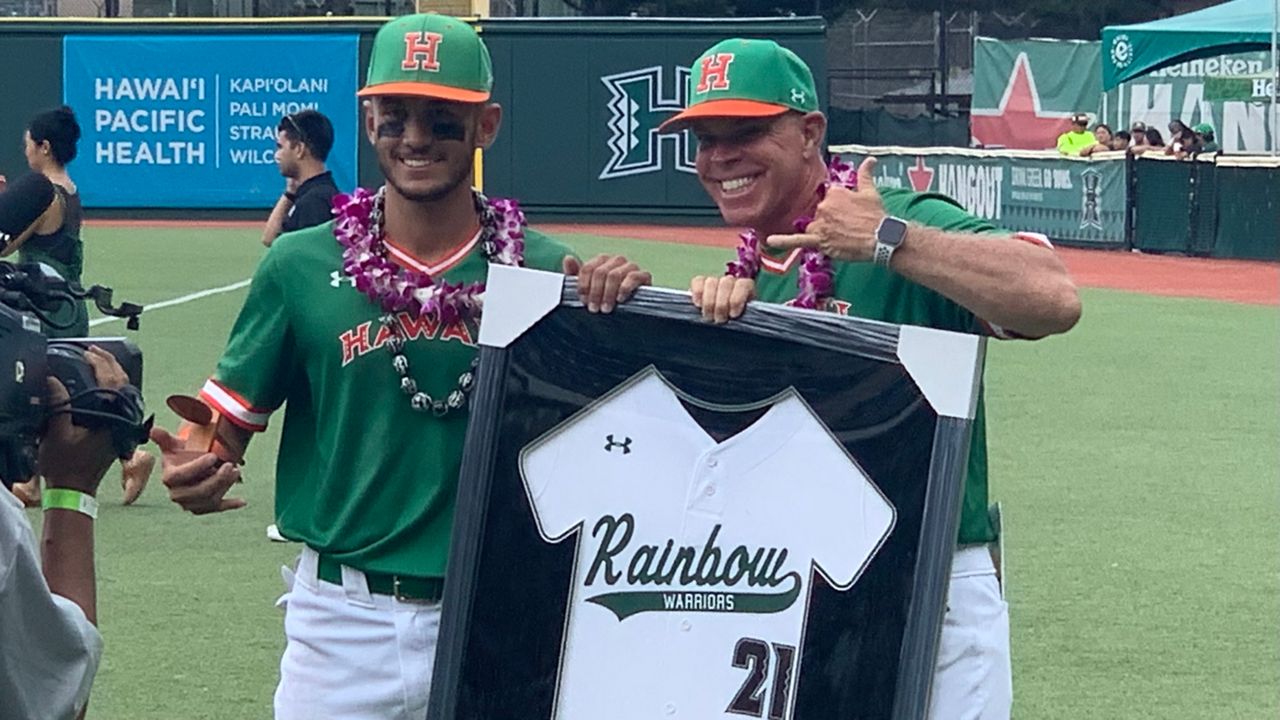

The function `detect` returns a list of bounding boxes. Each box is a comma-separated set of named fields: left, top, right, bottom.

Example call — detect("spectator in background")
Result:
left=18, top=107, right=87, bottom=337
left=1110, top=130, right=1132, bottom=151
left=1056, top=112, right=1095, bottom=156
left=1079, top=123, right=1114, bottom=157
left=1193, top=123, right=1219, bottom=153
left=262, top=110, right=341, bottom=247
left=1166, top=120, right=1193, bottom=155
left=8, top=106, right=155, bottom=509
left=1130, top=120, right=1147, bottom=138
left=1132, top=127, right=1165, bottom=155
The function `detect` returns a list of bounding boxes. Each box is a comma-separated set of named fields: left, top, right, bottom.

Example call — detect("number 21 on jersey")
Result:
left=728, top=637, right=797, bottom=719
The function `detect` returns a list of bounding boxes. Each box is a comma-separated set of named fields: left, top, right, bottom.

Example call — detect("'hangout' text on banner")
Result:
left=831, top=145, right=1127, bottom=248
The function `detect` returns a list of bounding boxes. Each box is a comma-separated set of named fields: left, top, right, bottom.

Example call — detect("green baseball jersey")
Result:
left=201, top=219, right=573, bottom=578
left=754, top=188, right=1020, bottom=545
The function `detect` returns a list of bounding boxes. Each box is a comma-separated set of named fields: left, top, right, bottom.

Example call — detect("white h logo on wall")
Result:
left=600, top=66, right=697, bottom=180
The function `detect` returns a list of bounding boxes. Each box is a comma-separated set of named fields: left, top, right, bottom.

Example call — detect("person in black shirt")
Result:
left=262, top=110, right=342, bottom=247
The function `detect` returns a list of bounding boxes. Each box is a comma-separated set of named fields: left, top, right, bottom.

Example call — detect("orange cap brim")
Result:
left=658, top=99, right=790, bottom=133
left=357, top=82, right=490, bottom=103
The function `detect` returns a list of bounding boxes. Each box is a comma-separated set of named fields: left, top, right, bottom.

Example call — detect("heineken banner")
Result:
left=430, top=270, right=982, bottom=720
left=973, top=37, right=1277, bottom=154
left=972, top=38, right=1102, bottom=150
left=1107, top=51, right=1277, bottom=153
left=830, top=144, right=1127, bottom=248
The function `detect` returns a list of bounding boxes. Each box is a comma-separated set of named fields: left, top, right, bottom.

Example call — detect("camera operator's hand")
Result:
left=150, top=427, right=244, bottom=515
left=39, top=346, right=126, bottom=495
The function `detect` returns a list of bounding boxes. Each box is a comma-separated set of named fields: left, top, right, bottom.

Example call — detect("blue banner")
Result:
left=63, top=34, right=359, bottom=208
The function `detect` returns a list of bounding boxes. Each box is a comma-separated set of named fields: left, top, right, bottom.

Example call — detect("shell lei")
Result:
left=332, top=186, right=527, bottom=323
left=725, top=156, right=858, bottom=310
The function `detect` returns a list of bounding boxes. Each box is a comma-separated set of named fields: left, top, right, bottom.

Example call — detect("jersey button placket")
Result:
left=693, top=450, right=727, bottom=514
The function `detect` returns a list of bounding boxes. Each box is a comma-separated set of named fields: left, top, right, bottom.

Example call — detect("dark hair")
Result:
left=1168, top=120, right=1188, bottom=134
left=277, top=109, right=334, bottom=162
left=1145, top=128, right=1165, bottom=145
left=1115, top=130, right=1131, bottom=142
left=0, top=173, right=55, bottom=240
left=1093, top=123, right=1112, bottom=135
left=27, top=106, right=81, bottom=166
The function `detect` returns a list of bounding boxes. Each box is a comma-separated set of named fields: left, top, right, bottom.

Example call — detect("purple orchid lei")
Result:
left=332, top=186, right=526, bottom=325
left=725, top=156, right=858, bottom=310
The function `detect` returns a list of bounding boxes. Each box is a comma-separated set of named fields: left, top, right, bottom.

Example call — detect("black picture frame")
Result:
left=428, top=267, right=986, bottom=720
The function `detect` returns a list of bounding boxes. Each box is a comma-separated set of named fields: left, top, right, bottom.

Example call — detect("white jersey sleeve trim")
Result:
left=1011, top=231, right=1053, bottom=249
left=199, top=379, right=270, bottom=432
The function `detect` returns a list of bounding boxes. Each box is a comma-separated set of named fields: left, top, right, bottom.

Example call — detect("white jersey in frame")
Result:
left=520, top=368, right=896, bottom=720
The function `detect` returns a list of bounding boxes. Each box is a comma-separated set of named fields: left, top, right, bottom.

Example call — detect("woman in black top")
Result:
left=8, top=106, right=155, bottom=506
left=20, top=106, right=88, bottom=336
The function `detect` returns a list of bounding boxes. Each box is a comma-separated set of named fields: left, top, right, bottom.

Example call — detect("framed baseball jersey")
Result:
left=428, top=266, right=987, bottom=720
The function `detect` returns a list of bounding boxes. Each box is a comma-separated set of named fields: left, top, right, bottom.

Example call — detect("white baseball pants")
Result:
left=928, top=545, right=1013, bottom=720
left=273, top=547, right=442, bottom=720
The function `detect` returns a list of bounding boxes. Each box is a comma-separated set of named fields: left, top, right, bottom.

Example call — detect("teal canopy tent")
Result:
left=1101, top=0, right=1277, bottom=89
left=1103, top=0, right=1278, bottom=153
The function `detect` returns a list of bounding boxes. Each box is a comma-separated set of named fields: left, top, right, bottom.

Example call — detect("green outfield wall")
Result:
left=830, top=144, right=1279, bottom=261
left=0, top=17, right=824, bottom=219
left=829, top=144, right=1129, bottom=249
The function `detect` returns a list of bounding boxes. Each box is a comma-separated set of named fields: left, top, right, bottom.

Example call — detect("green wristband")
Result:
left=42, top=488, right=98, bottom=520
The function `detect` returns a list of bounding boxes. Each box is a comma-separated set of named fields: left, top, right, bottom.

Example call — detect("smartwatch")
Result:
left=873, top=216, right=908, bottom=268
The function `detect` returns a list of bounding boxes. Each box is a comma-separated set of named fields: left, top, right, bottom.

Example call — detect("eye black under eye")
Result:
left=376, top=118, right=406, bottom=139
left=431, top=121, right=466, bottom=141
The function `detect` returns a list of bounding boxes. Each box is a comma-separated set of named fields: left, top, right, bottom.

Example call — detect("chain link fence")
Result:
left=826, top=8, right=1048, bottom=113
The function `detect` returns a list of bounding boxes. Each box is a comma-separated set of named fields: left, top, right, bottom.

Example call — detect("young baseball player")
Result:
left=667, top=39, right=1081, bottom=719
left=150, top=15, right=650, bottom=719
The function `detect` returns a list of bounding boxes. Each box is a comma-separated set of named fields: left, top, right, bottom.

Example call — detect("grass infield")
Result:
left=22, top=225, right=1278, bottom=720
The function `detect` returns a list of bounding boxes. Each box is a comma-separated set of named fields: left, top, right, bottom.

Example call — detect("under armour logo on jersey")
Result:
left=604, top=435, right=633, bottom=454
left=330, top=270, right=355, bottom=288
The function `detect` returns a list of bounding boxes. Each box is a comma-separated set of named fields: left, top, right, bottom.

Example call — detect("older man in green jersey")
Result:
left=666, top=38, right=1081, bottom=719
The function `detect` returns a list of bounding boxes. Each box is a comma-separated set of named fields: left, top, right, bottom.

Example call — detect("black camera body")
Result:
left=0, top=262, right=148, bottom=487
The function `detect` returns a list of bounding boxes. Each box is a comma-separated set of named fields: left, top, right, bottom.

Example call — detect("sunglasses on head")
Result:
left=283, top=114, right=309, bottom=148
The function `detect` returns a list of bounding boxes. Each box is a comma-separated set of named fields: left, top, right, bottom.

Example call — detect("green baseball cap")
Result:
left=358, top=13, right=493, bottom=103
left=1192, top=122, right=1215, bottom=135
left=659, top=38, right=819, bottom=133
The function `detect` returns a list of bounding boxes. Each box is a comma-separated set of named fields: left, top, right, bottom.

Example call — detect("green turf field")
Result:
left=24, top=225, right=1280, bottom=719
